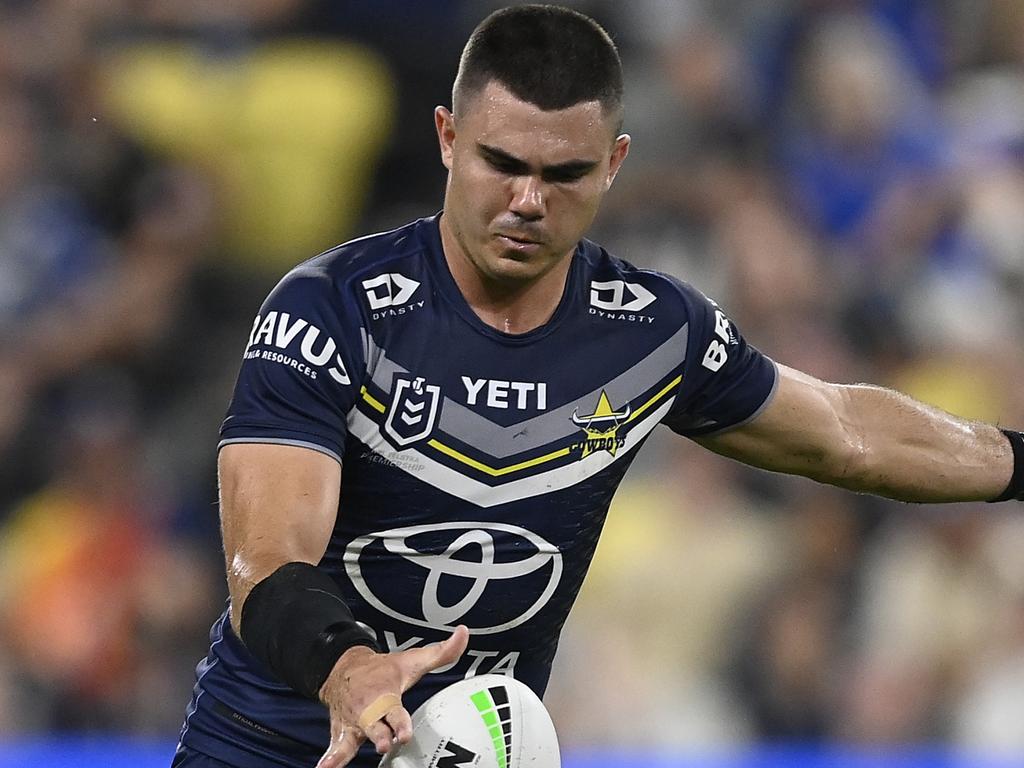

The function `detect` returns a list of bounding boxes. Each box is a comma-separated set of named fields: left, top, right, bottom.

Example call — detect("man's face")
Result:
left=436, top=81, right=629, bottom=286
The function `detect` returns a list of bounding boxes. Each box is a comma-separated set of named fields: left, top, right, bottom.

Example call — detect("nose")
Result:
left=508, top=175, right=545, bottom=220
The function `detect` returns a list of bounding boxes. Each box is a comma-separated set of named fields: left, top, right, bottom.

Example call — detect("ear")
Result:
left=435, top=106, right=456, bottom=171
left=605, top=134, right=631, bottom=190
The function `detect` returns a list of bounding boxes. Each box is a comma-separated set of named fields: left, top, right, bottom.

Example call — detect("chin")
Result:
left=487, top=262, right=539, bottom=284
left=477, top=258, right=541, bottom=286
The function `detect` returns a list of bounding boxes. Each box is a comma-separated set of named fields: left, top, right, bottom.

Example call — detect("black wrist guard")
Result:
left=990, top=429, right=1024, bottom=502
left=239, top=562, right=381, bottom=701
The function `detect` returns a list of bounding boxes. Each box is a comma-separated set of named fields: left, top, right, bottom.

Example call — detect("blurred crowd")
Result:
left=2, top=0, right=1024, bottom=756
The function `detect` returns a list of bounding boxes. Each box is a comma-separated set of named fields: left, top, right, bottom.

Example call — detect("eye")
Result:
left=484, top=155, right=523, bottom=175
left=543, top=169, right=588, bottom=184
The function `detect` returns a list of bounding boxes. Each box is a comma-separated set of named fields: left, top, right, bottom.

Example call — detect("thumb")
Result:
left=401, top=625, right=470, bottom=687
left=436, top=624, right=470, bottom=664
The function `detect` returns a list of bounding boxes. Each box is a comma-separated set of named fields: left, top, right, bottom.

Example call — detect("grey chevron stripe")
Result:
left=360, top=325, right=687, bottom=459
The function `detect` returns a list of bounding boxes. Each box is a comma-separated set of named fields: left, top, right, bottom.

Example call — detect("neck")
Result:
left=439, top=215, right=572, bottom=334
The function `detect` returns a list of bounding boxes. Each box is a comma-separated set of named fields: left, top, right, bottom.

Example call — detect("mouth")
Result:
left=494, top=232, right=544, bottom=254
left=497, top=232, right=541, bottom=244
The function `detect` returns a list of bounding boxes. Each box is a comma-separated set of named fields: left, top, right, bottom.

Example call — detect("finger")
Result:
left=316, top=726, right=364, bottom=768
left=385, top=705, right=414, bottom=744
left=357, top=693, right=402, bottom=732
left=402, top=625, right=470, bottom=685
left=363, top=718, right=397, bottom=755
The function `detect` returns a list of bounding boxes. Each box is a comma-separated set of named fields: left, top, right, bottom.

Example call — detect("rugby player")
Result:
left=172, top=6, right=1023, bottom=767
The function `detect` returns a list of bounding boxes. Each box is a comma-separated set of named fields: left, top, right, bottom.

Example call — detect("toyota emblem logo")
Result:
left=344, top=522, right=563, bottom=635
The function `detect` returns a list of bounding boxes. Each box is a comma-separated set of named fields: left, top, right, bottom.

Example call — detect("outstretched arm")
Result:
left=696, top=363, right=1017, bottom=503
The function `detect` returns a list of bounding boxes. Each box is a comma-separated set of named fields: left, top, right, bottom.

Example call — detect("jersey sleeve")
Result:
left=661, top=282, right=778, bottom=437
left=219, top=262, right=364, bottom=463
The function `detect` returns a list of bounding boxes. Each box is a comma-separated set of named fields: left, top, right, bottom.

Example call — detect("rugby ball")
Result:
left=379, top=675, right=560, bottom=768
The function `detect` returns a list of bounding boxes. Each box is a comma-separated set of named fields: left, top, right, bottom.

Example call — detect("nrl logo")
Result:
left=384, top=375, right=442, bottom=448
left=570, top=390, right=630, bottom=457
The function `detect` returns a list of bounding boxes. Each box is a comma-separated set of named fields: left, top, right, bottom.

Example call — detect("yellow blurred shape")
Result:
left=891, top=357, right=1005, bottom=424
left=100, top=39, right=396, bottom=270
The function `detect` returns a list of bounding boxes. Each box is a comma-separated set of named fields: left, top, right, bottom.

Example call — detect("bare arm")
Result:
left=219, top=442, right=342, bottom=634
left=696, top=363, right=1014, bottom=503
left=218, top=442, right=467, bottom=767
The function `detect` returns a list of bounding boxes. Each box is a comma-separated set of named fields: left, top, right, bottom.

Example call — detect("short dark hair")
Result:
left=453, top=5, right=623, bottom=125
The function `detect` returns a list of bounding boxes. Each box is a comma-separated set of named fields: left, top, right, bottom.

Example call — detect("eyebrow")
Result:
left=477, top=143, right=600, bottom=178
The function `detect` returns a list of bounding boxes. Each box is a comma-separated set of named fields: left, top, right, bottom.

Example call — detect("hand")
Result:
left=315, top=625, right=470, bottom=768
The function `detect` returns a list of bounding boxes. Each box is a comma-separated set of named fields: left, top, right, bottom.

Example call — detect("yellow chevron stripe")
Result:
left=361, top=386, right=385, bottom=413
left=363, top=374, right=680, bottom=478
left=428, top=440, right=571, bottom=477
left=626, top=375, right=681, bottom=424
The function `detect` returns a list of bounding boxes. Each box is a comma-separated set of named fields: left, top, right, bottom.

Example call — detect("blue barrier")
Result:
left=563, top=747, right=1024, bottom=768
left=0, top=739, right=1022, bottom=768
left=0, top=737, right=176, bottom=768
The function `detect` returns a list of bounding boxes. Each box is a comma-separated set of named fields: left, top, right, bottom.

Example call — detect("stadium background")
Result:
left=3, top=0, right=1024, bottom=766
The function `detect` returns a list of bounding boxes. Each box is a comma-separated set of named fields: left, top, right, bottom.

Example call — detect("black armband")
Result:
left=239, top=562, right=381, bottom=700
left=990, top=429, right=1024, bottom=502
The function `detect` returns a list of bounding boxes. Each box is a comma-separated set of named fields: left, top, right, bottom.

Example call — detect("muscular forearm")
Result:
left=817, top=384, right=1013, bottom=502
left=699, top=366, right=1018, bottom=504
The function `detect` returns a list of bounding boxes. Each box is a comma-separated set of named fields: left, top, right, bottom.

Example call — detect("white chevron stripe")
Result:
left=347, top=397, right=675, bottom=507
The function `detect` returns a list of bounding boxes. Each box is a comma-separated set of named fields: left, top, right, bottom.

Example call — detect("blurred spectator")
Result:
left=954, top=546, right=1024, bottom=753
left=0, top=84, right=111, bottom=449
left=0, top=373, right=219, bottom=731
left=0, top=163, right=216, bottom=496
left=732, top=574, right=841, bottom=741
left=752, top=0, right=950, bottom=123
left=547, top=435, right=782, bottom=748
left=775, top=11, right=951, bottom=266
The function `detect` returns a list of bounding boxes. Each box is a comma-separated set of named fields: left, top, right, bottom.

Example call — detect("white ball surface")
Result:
left=379, top=675, right=560, bottom=768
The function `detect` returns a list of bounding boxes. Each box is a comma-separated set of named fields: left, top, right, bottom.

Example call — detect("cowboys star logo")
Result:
left=570, top=390, right=630, bottom=457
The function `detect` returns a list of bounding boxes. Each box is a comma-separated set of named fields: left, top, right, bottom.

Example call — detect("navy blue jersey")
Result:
left=178, top=214, right=777, bottom=767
